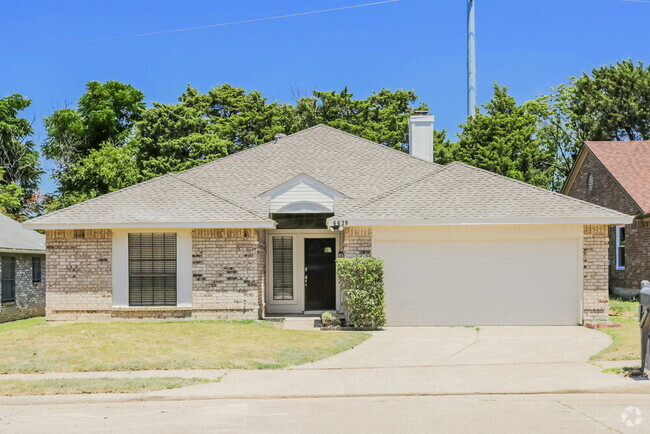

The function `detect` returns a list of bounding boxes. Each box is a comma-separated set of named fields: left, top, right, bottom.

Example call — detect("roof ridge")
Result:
left=339, top=164, right=449, bottom=216
left=315, top=124, right=444, bottom=168
left=168, top=174, right=269, bottom=221
left=26, top=173, right=177, bottom=224
left=447, top=161, right=632, bottom=217
left=174, top=124, right=328, bottom=177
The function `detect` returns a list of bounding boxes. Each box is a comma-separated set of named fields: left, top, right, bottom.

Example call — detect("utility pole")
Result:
left=467, top=0, right=476, bottom=117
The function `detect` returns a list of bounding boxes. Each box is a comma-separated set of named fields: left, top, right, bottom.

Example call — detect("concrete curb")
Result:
left=1, top=386, right=650, bottom=407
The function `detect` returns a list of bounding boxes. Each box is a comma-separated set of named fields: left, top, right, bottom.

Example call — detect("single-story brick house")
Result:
left=563, top=140, right=650, bottom=297
left=1, top=214, right=46, bottom=322
left=24, top=116, right=632, bottom=325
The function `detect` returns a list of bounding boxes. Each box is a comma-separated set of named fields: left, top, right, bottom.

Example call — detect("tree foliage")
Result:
left=536, top=60, right=650, bottom=190
left=0, top=167, right=24, bottom=217
left=451, top=84, right=556, bottom=188
left=570, top=60, right=650, bottom=141
left=45, top=82, right=429, bottom=210
left=0, top=94, right=42, bottom=217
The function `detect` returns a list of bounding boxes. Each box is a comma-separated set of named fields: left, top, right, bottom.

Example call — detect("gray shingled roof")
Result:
left=24, top=124, right=632, bottom=229
left=337, top=162, right=631, bottom=224
left=0, top=214, right=45, bottom=252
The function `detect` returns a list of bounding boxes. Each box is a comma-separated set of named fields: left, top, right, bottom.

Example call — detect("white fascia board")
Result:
left=22, top=220, right=277, bottom=230
left=0, top=248, right=45, bottom=254
left=328, top=216, right=634, bottom=226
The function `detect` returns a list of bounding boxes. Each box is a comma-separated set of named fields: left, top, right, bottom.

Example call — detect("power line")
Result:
left=0, top=0, right=399, bottom=54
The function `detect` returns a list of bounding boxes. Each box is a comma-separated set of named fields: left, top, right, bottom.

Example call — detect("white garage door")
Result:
left=372, top=226, right=582, bottom=326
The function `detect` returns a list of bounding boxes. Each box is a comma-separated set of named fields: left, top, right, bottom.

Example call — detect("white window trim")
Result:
left=615, top=225, right=626, bottom=270
left=112, top=228, right=193, bottom=308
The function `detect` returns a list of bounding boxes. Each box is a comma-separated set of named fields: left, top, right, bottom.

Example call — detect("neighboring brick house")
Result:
left=0, top=214, right=46, bottom=323
left=24, top=120, right=631, bottom=326
left=564, top=141, right=650, bottom=296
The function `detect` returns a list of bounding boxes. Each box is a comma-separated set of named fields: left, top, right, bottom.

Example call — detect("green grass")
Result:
left=0, top=317, right=45, bottom=333
left=0, top=377, right=215, bottom=396
left=0, top=318, right=369, bottom=373
left=591, top=298, right=640, bottom=361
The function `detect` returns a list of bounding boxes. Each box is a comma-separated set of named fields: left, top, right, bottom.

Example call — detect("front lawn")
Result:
left=591, top=298, right=640, bottom=361
left=0, top=318, right=369, bottom=373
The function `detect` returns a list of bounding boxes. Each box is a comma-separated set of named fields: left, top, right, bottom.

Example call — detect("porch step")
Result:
left=274, top=316, right=322, bottom=331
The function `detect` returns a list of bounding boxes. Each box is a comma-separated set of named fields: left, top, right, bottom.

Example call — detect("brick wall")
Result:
left=0, top=254, right=46, bottom=322
left=583, top=225, right=610, bottom=322
left=191, top=229, right=266, bottom=320
left=45, top=229, right=113, bottom=321
left=567, top=150, right=648, bottom=292
left=44, top=228, right=267, bottom=322
left=342, top=227, right=372, bottom=257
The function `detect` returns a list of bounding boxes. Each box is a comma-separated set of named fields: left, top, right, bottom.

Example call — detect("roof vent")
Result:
left=274, top=133, right=287, bottom=143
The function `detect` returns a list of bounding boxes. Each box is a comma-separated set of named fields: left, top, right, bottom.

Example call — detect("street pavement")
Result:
left=2, top=393, right=650, bottom=433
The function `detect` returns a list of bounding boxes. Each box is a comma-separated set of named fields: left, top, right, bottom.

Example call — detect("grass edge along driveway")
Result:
left=0, top=318, right=369, bottom=374
left=591, top=298, right=640, bottom=364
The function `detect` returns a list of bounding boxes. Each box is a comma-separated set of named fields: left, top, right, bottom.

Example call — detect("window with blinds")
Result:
left=128, top=233, right=177, bottom=306
left=32, top=256, right=42, bottom=283
left=272, top=236, right=293, bottom=300
left=1, top=256, right=16, bottom=302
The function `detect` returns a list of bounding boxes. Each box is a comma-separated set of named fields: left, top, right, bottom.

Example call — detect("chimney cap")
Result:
left=413, top=110, right=429, bottom=116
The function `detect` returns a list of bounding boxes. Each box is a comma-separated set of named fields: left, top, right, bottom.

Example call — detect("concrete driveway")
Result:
left=295, top=326, right=611, bottom=369
left=145, top=325, right=649, bottom=400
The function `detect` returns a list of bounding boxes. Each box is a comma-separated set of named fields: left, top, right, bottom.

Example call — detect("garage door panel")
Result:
left=375, top=237, right=580, bottom=326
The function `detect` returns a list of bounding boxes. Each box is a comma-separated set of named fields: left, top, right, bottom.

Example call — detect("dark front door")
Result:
left=304, top=238, right=336, bottom=310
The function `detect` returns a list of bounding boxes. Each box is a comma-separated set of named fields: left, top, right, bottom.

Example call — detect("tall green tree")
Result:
left=453, top=84, right=556, bottom=189
left=539, top=60, right=650, bottom=189
left=0, top=94, right=42, bottom=217
left=44, top=81, right=145, bottom=210
left=43, top=81, right=145, bottom=172
left=570, top=60, right=650, bottom=141
left=295, top=87, right=428, bottom=150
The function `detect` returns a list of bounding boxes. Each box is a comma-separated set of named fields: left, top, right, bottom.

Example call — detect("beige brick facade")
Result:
left=191, top=229, right=265, bottom=320
left=582, top=224, right=610, bottom=322
left=342, top=227, right=372, bottom=257
left=45, top=228, right=266, bottom=321
left=46, top=229, right=113, bottom=321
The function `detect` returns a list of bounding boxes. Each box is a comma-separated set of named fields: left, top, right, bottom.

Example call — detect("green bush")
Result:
left=336, top=257, right=386, bottom=330
left=320, top=312, right=341, bottom=329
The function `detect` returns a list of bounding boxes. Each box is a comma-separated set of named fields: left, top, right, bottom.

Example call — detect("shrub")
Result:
left=320, top=312, right=341, bottom=329
left=336, top=257, right=386, bottom=330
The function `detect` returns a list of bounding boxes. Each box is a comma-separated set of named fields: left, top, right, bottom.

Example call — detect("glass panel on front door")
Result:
left=272, top=236, right=294, bottom=300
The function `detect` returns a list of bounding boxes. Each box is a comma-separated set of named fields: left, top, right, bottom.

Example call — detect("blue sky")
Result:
left=1, top=0, right=649, bottom=193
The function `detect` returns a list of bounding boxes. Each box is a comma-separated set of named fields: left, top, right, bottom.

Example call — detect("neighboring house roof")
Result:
left=0, top=214, right=45, bottom=253
left=24, top=125, right=632, bottom=230
left=573, top=141, right=650, bottom=215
